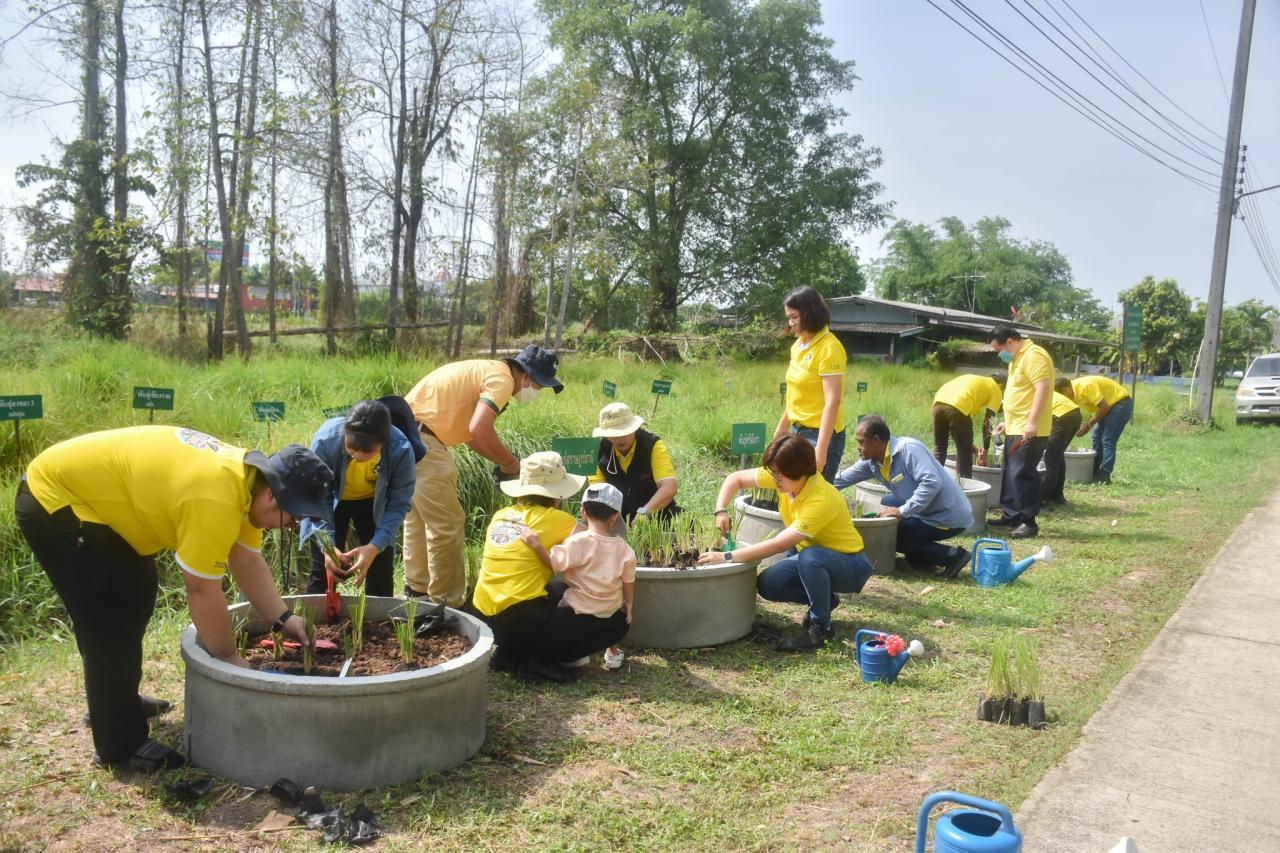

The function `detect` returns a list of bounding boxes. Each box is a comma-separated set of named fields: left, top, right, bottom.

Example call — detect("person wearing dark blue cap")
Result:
left=15, top=426, right=334, bottom=772
left=403, top=344, right=564, bottom=605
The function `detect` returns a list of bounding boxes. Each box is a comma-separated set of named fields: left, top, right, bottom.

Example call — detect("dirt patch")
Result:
left=242, top=619, right=471, bottom=676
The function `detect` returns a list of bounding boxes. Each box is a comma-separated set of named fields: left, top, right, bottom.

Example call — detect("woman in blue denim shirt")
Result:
left=300, top=400, right=418, bottom=597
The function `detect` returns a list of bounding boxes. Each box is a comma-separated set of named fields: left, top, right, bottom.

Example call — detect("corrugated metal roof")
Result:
left=827, top=293, right=1107, bottom=346
left=829, top=321, right=924, bottom=336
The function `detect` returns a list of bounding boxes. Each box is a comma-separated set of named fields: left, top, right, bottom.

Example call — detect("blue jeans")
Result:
left=756, top=545, right=872, bottom=629
left=790, top=426, right=847, bottom=483
left=1091, top=397, right=1132, bottom=483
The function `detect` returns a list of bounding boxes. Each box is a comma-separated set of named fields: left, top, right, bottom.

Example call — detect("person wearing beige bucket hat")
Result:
left=468, top=452, right=599, bottom=682
left=588, top=402, right=680, bottom=522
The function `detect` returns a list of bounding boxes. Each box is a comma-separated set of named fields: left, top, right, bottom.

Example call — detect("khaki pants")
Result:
left=402, top=432, right=466, bottom=605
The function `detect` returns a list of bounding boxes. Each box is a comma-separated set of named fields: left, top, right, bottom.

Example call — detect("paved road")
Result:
left=1016, top=486, right=1280, bottom=852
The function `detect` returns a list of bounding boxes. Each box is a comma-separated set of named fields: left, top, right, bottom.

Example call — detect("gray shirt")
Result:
left=833, top=436, right=974, bottom=530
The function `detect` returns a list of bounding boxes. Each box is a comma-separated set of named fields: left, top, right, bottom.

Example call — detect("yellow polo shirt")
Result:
left=587, top=438, right=676, bottom=484
left=1002, top=339, right=1055, bottom=436
left=341, top=452, right=380, bottom=501
left=25, top=426, right=263, bottom=580
left=472, top=503, right=578, bottom=617
left=1070, top=375, right=1130, bottom=418
left=1051, top=392, right=1079, bottom=419
left=404, top=359, right=514, bottom=447
left=785, top=327, right=846, bottom=431
left=934, top=375, right=1003, bottom=417
left=756, top=468, right=863, bottom=554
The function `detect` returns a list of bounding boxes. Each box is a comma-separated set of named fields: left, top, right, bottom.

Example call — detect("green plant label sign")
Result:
left=552, top=437, right=599, bottom=475
left=650, top=379, right=672, bottom=396
left=132, top=386, right=175, bottom=410
left=0, top=395, right=42, bottom=420
left=856, top=381, right=869, bottom=394
left=602, top=381, right=617, bottom=398
left=730, top=423, right=768, bottom=455
left=779, top=382, right=787, bottom=396
left=1122, top=305, right=1143, bottom=353
left=322, top=405, right=352, bottom=419
left=252, top=401, right=286, bottom=422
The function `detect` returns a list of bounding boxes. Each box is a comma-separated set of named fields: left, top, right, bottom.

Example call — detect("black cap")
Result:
left=244, top=445, right=334, bottom=524
left=511, top=344, right=564, bottom=394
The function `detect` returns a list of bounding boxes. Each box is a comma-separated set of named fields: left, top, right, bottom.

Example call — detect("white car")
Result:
left=1235, top=353, right=1280, bottom=424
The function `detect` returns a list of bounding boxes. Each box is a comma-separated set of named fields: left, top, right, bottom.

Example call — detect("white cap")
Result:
left=582, top=482, right=624, bottom=514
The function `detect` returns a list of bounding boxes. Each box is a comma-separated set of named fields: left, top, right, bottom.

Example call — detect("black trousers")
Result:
left=933, top=403, right=974, bottom=478
left=15, top=480, right=157, bottom=764
left=1041, top=410, right=1083, bottom=502
left=997, top=435, right=1048, bottom=526
left=472, top=582, right=628, bottom=666
left=305, top=498, right=394, bottom=598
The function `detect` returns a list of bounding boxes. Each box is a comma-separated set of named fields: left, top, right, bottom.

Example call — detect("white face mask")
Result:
left=514, top=385, right=541, bottom=404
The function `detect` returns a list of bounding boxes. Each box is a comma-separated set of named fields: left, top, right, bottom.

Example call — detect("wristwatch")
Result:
left=271, top=608, right=294, bottom=634
left=635, top=507, right=648, bottom=516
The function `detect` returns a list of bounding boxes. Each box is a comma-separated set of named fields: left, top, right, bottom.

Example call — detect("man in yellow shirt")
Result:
left=403, top=344, right=563, bottom=605
left=15, top=427, right=332, bottom=772
left=1042, top=380, right=1083, bottom=504
left=1060, top=373, right=1133, bottom=484
left=588, top=402, right=679, bottom=522
left=990, top=325, right=1054, bottom=539
left=931, top=373, right=1004, bottom=477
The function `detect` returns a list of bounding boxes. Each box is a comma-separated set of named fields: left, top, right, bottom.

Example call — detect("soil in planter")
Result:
left=243, top=619, right=472, bottom=677
left=637, top=548, right=706, bottom=569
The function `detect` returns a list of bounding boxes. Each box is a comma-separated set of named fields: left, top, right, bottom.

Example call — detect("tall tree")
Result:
left=1118, top=276, right=1193, bottom=371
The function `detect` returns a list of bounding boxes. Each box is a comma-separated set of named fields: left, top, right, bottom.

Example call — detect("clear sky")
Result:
left=0, top=0, right=1277, bottom=315
left=822, top=0, right=1280, bottom=311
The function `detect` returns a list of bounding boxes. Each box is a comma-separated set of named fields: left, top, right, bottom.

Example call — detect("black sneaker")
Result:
left=1010, top=522, right=1039, bottom=540
left=773, top=622, right=834, bottom=653
left=802, top=593, right=841, bottom=630
left=516, top=657, right=576, bottom=683
left=939, top=547, right=971, bottom=579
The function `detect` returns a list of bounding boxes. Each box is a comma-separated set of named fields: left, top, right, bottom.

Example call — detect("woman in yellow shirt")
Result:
left=469, top=452, right=587, bottom=683
left=774, top=286, right=847, bottom=482
left=700, top=434, right=871, bottom=652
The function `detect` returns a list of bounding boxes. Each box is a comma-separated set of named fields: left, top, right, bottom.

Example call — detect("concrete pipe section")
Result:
left=732, top=493, right=785, bottom=568
left=1063, top=449, right=1096, bottom=483
left=851, top=514, right=898, bottom=575
left=182, top=594, right=493, bottom=792
left=623, top=559, right=760, bottom=649
left=956, top=477, right=991, bottom=536
left=946, top=458, right=1003, bottom=507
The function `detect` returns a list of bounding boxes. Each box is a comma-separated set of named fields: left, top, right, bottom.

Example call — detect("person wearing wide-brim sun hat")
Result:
left=588, top=402, right=681, bottom=523
left=468, top=451, right=594, bottom=682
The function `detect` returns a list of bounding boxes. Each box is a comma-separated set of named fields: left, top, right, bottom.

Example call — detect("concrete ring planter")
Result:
left=956, top=477, right=991, bottom=536
left=182, top=594, right=493, bottom=792
left=622, top=560, right=759, bottom=649
left=945, top=458, right=1003, bottom=507
left=1064, top=449, right=1096, bottom=483
left=850, top=514, right=898, bottom=576
left=732, top=493, right=785, bottom=568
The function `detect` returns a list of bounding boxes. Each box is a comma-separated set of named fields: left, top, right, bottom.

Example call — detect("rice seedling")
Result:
left=302, top=606, right=318, bottom=674
left=395, top=596, right=419, bottom=664
left=1013, top=634, right=1042, bottom=701
left=349, top=586, right=368, bottom=652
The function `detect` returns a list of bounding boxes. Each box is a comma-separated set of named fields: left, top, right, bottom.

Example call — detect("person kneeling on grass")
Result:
left=833, top=414, right=974, bottom=579
left=520, top=482, right=636, bottom=672
left=14, top=426, right=332, bottom=772
left=700, top=434, right=871, bottom=652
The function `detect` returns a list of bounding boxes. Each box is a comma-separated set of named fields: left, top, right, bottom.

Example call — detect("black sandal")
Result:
left=127, top=739, right=187, bottom=773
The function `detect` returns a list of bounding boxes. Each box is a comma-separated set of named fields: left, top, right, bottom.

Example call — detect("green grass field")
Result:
left=2, top=316, right=1278, bottom=850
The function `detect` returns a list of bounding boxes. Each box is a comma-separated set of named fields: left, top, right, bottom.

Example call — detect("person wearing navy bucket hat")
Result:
left=14, top=426, right=333, bottom=773
left=403, top=343, right=564, bottom=607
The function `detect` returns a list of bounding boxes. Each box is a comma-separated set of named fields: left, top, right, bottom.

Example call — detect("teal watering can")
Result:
left=971, top=539, right=1052, bottom=587
left=915, top=791, right=1022, bottom=852
left=854, top=629, right=924, bottom=684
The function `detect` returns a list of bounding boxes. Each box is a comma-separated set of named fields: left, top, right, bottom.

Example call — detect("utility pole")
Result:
left=1196, top=0, right=1256, bottom=423
left=950, top=273, right=987, bottom=314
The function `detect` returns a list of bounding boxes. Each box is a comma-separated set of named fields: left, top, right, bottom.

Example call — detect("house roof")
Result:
left=829, top=321, right=924, bottom=337
left=827, top=294, right=1107, bottom=347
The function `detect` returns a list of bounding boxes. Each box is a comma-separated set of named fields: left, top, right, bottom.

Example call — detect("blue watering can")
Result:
left=915, top=791, right=1022, bottom=852
left=854, top=629, right=924, bottom=684
left=971, top=539, right=1052, bottom=587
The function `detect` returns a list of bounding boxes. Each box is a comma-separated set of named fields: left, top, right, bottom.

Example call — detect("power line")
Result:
left=1011, top=0, right=1222, bottom=166
left=1199, top=0, right=1232, bottom=99
left=922, top=0, right=1218, bottom=191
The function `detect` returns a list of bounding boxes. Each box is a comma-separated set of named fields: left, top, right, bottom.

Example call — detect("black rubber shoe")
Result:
left=84, top=694, right=173, bottom=726
left=939, top=547, right=972, bottom=579
left=773, top=622, right=834, bottom=653
left=1010, top=522, right=1039, bottom=540
left=94, top=739, right=186, bottom=773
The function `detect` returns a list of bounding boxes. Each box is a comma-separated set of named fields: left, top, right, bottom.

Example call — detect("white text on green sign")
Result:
left=730, top=423, right=768, bottom=455
left=650, top=379, right=672, bottom=396
left=133, top=387, right=175, bottom=410
left=602, top=381, right=616, bottom=398
left=552, top=437, right=599, bottom=475
left=252, top=402, right=286, bottom=422
left=856, top=381, right=868, bottom=393
left=0, top=395, right=42, bottom=420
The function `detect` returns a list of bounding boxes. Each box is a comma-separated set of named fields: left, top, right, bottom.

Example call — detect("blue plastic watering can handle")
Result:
left=973, top=537, right=1009, bottom=552
left=914, top=791, right=1019, bottom=853
left=853, top=629, right=882, bottom=665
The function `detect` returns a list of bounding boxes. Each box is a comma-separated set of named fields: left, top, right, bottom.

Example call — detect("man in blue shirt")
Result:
left=833, top=414, right=974, bottom=578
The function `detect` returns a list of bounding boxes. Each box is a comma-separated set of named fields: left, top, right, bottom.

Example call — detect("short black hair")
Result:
left=988, top=325, right=1023, bottom=344
left=1054, top=377, right=1073, bottom=393
left=783, top=286, right=831, bottom=333
left=343, top=400, right=391, bottom=454
left=990, top=372, right=1007, bottom=389
left=762, top=434, right=818, bottom=480
left=856, top=414, right=891, bottom=443
left=582, top=501, right=618, bottom=521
